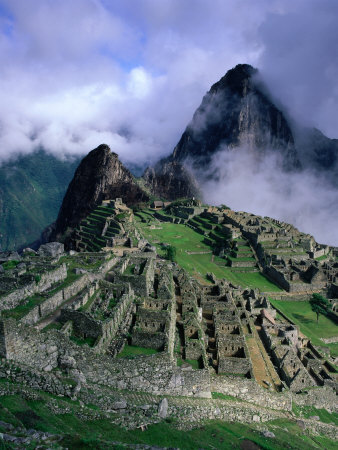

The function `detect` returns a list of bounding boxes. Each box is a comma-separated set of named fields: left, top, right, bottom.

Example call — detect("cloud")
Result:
left=201, top=147, right=338, bottom=246
left=0, top=0, right=337, bottom=244
left=0, top=0, right=278, bottom=165
left=258, top=0, right=338, bottom=138
left=0, top=0, right=337, bottom=166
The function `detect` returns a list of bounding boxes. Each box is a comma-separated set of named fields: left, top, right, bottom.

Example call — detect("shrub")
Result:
left=165, top=245, right=177, bottom=262
left=35, top=274, right=41, bottom=283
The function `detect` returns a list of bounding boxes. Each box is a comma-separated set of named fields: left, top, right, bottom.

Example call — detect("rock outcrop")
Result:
left=143, top=160, right=200, bottom=201
left=295, top=127, right=338, bottom=183
left=143, top=64, right=300, bottom=194
left=52, top=144, right=148, bottom=240
left=170, top=64, right=298, bottom=170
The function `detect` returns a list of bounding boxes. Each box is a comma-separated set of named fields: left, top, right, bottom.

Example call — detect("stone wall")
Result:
left=218, top=357, right=251, bottom=375
left=0, top=319, right=61, bottom=371
left=211, top=375, right=292, bottom=411
left=61, top=289, right=135, bottom=352
left=131, top=330, right=166, bottom=350
left=114, top=256, right=155, bottom=297
left=22, top=275, right=89, bottom=325
left=0, top=264, right=67, bottom=312
left=60, top=309, right=103, bottom=339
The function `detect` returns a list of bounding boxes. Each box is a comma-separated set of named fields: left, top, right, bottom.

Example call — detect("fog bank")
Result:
left=201, top=148, right=338, bottom=246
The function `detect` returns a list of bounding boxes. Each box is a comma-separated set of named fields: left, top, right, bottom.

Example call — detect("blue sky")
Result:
left=0, top=0, right=337, bottom=165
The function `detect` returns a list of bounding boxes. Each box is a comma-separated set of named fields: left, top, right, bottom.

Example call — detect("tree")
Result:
left=309, top=293, right=332, bottom=323
left=165, top=245, right=177, bottom=262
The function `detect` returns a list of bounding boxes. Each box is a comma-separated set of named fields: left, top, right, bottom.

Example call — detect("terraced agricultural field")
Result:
left=135, top=212, right=281, bottom=291
left=270, top=299, right=338, bottom=357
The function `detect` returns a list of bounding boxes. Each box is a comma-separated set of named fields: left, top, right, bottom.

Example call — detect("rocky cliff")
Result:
left=143, top=64, right=300, bottom=196
left=295, top=127, right=338, bottom=181
left=53, top=144, right=148, bottom=240
left=143, top=160, right=200, bottom=201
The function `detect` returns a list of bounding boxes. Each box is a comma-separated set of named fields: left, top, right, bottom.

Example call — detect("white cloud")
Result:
left=201, top=147, right=338, bottom=246
left=0, top=0, right=277, bottom=164
left=0, top=0, right=337, bottom=244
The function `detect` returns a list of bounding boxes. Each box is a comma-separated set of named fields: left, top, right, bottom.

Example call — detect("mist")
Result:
left=200, top=147, right=338, bottom=246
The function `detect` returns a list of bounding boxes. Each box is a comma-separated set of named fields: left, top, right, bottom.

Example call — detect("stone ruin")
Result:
left=0, top=199, right=337, bottom=432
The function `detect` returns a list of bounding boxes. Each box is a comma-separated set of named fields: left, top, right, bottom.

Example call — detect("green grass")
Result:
left=177, top=358, right=200, bottom=369
left=46, top=272, right=81, bottom=296
left=211, top=392, right=238, bottom=401
left=1, top=293, right=45, bottom=320
left=315, top=254, right=329, bottom=261
left=123, top=263, right=136, bottom=275
left=42, top=322, right=63, bottom=332
left=116, top=345, right=159, bottom=358
left=3, top=270, right=83, bottom=320
left=2, top=260, right=20, bottom=270
left=0, top=393, right=336, bottom=450
left=270, top=299, right=338, bottom=357
left=70, top=335, right=97, bottom=347
left=78, top=292, right=98, bottom=312
left=292, top=404, right=338, bottom=426
left=135, top=215, right=281, bottom=291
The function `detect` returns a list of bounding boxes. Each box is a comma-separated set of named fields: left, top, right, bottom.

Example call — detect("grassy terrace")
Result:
left=117, top=345, right=159, bottom=358
left=0, top=389, right=336, bottom=449
left=135, top=211, right=281, bottom=291
left=270, top=299, right=338, bottom=357
left=2, top=271, right=81, bottom=320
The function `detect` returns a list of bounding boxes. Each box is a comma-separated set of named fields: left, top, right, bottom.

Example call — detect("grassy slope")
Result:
left=270, top=299, right=338, bottom=357
left=116, top=345, right=159, bottom=358
left=0, top=150, right=80, bottom=251
left=136, top=216, right=281, bottom=291
left=0, top=390, right=336, bottom=449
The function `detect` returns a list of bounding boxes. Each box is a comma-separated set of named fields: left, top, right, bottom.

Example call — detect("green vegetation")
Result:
left=292, top=404, right=338, bottom=426
left=0, top=150, right=80, bottom=251
left=211, top=392, right=238, bottom=401
left=315, top=254, right=328, bottom=261
left=42, top=322, right=63, bottom=332
left=117, top=345, right=159, bottom=358
left=124, top=263, right=136, bottom=275
left=270, top=299, right=338, bottom=357
left=70, top=335, right=97, bottom=347
left=135, top=213, right=281, bottom=291
left=0, top=392, right=336, bottom=450
left=2, top=260, right=20, bottom=270
left=34, top=274, right=41, bottom=283
left=2, top=271, right=81, bottom=320
left=310, top=293, right=332, bottom=323
left=177, top=357, right=200, bottom=369
left=46, top=272, right=81, bottom=297
left=2, top=293, right=45, bottom=320
left=165, top=244, right=177, bottom=262
left=78, top=292, right=98, bottom=312
left=108, top=297, right=117, bottom=309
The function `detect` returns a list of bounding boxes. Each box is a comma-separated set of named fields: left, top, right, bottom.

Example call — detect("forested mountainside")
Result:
left=0, top=150, right=80, bottom=251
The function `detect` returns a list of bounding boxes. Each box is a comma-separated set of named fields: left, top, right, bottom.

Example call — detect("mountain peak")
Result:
left=210, top=63, right=257, bottom=95
left=52, top=144, right=148, bottom=244
left=170, top=63, right=297, bottom=167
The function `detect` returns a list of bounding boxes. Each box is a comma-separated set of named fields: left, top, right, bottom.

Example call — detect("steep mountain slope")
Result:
left=0, top=151, right=80, bottom=251
left=295, top=127, right=338, bottom=178
left=171, top=64, right=298, bottom=168
left=52, top=144, right=149, bottom=241
left=143, top=160, right=200, bottom=200
left=144, top=63, right=338, bottom=199
left=143, top=64, right=300, bottom=198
